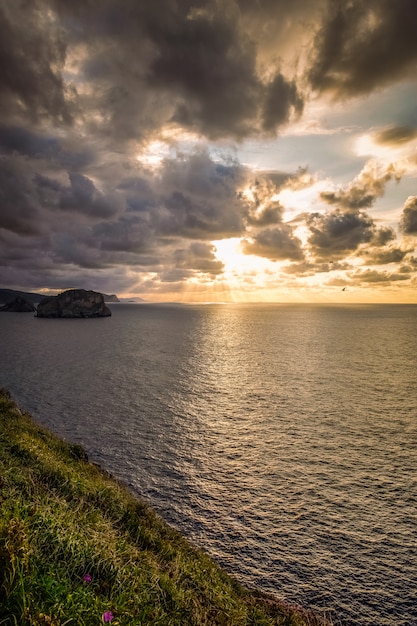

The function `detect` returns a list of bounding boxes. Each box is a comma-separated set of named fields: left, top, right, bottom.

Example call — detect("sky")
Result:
left=1, top=0, right=417, bottom=303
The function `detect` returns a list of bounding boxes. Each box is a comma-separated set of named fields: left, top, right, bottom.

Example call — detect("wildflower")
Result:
left=102, top=611, right=114, bottom=623
left=83, top=574, right=92, bottom=583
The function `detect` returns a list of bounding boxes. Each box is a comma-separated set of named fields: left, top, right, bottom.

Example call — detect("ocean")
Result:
left=1, top=303, right=416, bottom=625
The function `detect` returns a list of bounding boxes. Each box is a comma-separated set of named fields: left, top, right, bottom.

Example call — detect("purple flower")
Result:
left=83, top=574, right=92, bottom=583
left=102, top=611, right=114, bottom=623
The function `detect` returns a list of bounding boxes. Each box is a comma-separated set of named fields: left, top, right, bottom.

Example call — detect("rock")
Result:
left=36, top=289, right=112, bottom=318
left=0, top=296, right=36, bottom=312
left=102, top=293, right=120, bottom=302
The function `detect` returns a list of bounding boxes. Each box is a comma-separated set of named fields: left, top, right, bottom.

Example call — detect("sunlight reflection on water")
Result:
left=1, top=303, right=416, bottom=625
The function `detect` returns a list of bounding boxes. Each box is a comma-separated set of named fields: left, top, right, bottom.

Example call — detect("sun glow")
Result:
left=212, top=238, right=273, bottom=276
left=210, top=238, right=292, bottom=302
left=212, top=238, right=246, bottom=271
left=136, top=140, right=171, bottom=167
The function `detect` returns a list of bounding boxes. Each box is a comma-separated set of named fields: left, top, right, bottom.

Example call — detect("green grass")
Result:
left=0, top=388, right=330, bottom=626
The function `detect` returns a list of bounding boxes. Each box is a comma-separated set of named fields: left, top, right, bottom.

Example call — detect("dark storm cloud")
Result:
left=370, top=227, right=396, bottom=247
left=50, top=234, right=108, bottom=270
left=307, top=209, right=406, bottom=265
left=1, top=0, right=416, bottom=296
left=400, top=196, right=417, bottom=234
left=262, top=74, right=304, bottom=133
left=307, top=209, right=375, bottom=258
left=0, top=1, right=74, bottom=125
left=146, top=5, right=259, bottom=139
left=0, top=148, right=245, bottom=291
left=374, top=125, right=417, bottom=146
left=0, top=156, right=43, bottom=235
left=151, top=151, right=247, bottom=239
left=246, top=202, right=283, bottom=227
left=172, top=242, right=224, bottom=276
left=320, top=164, right=401, bottom=210
left=117, top=175, right=156, bottom=214
left=58, top=173, right=123, bottom=219
left=92, top=217, right=154, bottom=255
left=0, top=125, right=94, bottom=171
left=0, top=125, right=59, bottom=159
left=2, top=0, right=415, bottom=145
left=361, top=247, right=410, bottom=266
left=34, top=170, right=124, bottom=220
left=0, top=229, right=49, bottom=267
left=308, top=0, right=417, bottom=98
left=48, top=0, right=304, bottom=141
left=242, top=226, right=304, bottom=261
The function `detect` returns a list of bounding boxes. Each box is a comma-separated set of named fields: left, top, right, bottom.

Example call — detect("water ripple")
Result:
left=1, top=303, right=416, bottom=625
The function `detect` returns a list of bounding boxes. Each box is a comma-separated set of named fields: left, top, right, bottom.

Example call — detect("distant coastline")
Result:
left=0, top=287, right=120, bottom=304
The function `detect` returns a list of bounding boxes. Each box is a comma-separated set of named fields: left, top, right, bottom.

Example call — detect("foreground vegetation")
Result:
left=0, top=388, right=330, bottom=626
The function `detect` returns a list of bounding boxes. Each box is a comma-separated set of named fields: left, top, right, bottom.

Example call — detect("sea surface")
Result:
left=1, top=303, right=416, bottom=625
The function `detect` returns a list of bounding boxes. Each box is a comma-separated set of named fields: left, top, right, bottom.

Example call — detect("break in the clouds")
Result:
left=1, top=0, right=417, bottom=302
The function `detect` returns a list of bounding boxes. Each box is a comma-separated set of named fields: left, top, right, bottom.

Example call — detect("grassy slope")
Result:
left=0, top=389, right=329, bottom=626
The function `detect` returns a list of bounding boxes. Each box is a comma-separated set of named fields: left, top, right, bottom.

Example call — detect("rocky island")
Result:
left=36, top=289, right=112, bottom=318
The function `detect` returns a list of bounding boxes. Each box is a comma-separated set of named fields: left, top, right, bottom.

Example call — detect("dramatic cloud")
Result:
left=361, top=246, right=410, bottom=266
left=308, top=0, right=417, bottom=98
left=0, top=2, right=73, bottom=125
left=38, top=0, right=304, bottom=142
left=307, top=208, right=376, bottom=259
left=400, top=196, right=417, bottom=235
left=262, top=74, right=304, bottom=133
left=0, top=147, right=250, bottom=291
left=0, top=155, right=44, bottom=235
left=242, top=226, right=304, bottom=261
left=320, top=162, right=402, bottom=210
left=370, top=227, right=396, bottom=248
left=374, top=125, right=417, bottom=147
left=172, top=242, right=224, bottom=276
left=153, top=151, right=248, bottom=238
left=1, top=0, right=416, bottom=301
left=347, top=268, right=410, bottom=285
left=246, top=202, right=283, bottom=227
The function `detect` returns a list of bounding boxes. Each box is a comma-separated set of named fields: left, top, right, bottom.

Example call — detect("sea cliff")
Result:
left=0, top=389, right=330, bottom=626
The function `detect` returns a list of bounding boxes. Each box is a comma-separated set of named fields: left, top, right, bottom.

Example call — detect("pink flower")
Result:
left=83, top=574, right=92, bottom=583
left=102, top=611, right=114, bottom=623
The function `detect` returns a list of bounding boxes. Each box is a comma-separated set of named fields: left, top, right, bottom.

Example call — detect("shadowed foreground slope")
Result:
left=0, top=388, right=331, bottom=626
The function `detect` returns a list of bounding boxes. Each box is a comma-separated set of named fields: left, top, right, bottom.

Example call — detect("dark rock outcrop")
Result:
left=36, top=289, right=111, bottom=318
left=0, top=296, right=36, bottom=312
